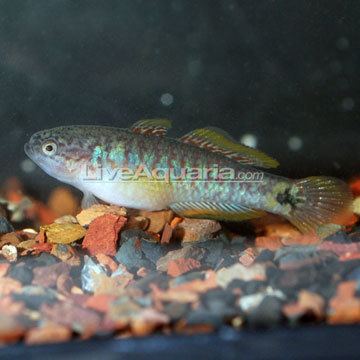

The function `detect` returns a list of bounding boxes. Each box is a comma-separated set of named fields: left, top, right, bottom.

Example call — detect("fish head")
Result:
left=24, top=126, right=99, bottom=185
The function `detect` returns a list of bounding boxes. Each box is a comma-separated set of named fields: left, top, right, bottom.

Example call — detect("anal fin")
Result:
left=169, top=201, right=265, bottom=221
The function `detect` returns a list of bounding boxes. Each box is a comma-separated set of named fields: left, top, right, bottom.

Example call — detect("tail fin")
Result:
left=285, top=176, right=353, bottom=233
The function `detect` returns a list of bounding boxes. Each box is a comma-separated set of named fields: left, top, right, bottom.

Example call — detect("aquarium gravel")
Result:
left=0, top=177, right=359, bottom=345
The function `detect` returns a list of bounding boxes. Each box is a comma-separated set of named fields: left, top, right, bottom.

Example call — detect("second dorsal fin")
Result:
left=131, top=119, right=172, bottom=137
left=179, top=127, right=279, bottom=168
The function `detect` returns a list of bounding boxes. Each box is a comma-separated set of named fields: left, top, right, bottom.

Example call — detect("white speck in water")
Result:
left=329, top=60, right=342, bottom=74
left=240, top=134, right=257, bottom=148
left=333, top=161, right=341, bottom=170
left=341, top=97, right=355, bottom=111
left=338, top=77, right=349, bottom=90
left=188, top=58, right=202, bottom=77
left=171, top=0, right=183, bottom=12
left=310, top=69, right=324, bottom=84
left=336, top=37, right=350, bottom=51
left=21, top=159, right=36, bottom=173
left=288, top=136, right=303, bottom=151
left=160, top=93, right=174, bottom=106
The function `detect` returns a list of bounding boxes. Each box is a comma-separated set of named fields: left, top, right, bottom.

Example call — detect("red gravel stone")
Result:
left=349, top=178, right=360, bottom=196
left=328, top=281, right=360, bottom=324
left=95, top=254, right=119, bottom=273
left=167, top=258, right=201, bottom=277
left=255, top=236, right=283, bottom=250
left=41, top=301, right=102, bottom=335
left=319, top=241, right=360, bottom=256
left=0, top=263, right=10, bottom=278
left=339, top=252, right=360, bottom=261
left=25, top=323, right=72, bottom=345
left=239, top=248, right=257, bottom=266
left=160, top=223, right=173, bottom=244
left=0, top=277, right=22, bottom=296
left=84, top=294, right=117, bottom=313
left=33, top=262, right=70, bottom=288
left=82, top=214, right=127, bottom=256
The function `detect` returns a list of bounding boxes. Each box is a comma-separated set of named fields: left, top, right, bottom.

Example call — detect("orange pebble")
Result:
left=255, top=236, right=283, bottom=251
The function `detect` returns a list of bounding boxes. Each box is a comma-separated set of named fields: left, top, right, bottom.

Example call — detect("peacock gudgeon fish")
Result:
left=24, top=119, right=352, bottom=233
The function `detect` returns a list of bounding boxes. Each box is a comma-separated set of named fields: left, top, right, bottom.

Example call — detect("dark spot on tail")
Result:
left=276, top=188, right=299, bottom=209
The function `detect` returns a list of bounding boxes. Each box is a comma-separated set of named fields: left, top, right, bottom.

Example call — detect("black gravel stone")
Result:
left=356, top=284, right=360, bottom=297
left=201, top=288, right=237, bottom=315
left=269, top=265, right=337, bottom=300
left=0, top=216, right=14, bottom=234
left=228, top=236, right=247, bottom=251
left=349, top=231, right=360, bottom=242
left=345, top=266, right=360, bottom=282
left=266, top=266, right=282, bottom=280
left=196, top=239, right=224, bottom=268
left=308, top=283, right=337, bottom=301
left=228, top=280, right=267, bottom=295
left=8, top=263, right=33, bottom=285
left=324, top=231, right=351, bottom=244
left=141, top=240, right=167, bottom=265
left=274, top=246, right=314, bottom=264
left=163, top=302, right=189, bottom=321
left=186, top=308, right=225, bottom=328
left=170, top=271, right=205, bottom=287
left=246, top=296, right=283, bottom=328
left=255, top=249, right=275, bottom=263
left=23, top=252, right=59, bottom=268
left=12, top=286, right=57, bottom=310
left=274, top=246, right=337, bottom=268
left=117, top=230, right=166, bottom=271
left=219, top=248, right=243, bottom=267
left=226, top=279, right=243, bottom=292
left=132, top=272, right=170, bottom=292
left=338, top=260, right=360, bottom=278
left=116, top=231, right=155, bottom=272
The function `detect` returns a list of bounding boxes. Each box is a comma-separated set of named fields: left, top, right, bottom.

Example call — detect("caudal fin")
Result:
left=285, top=176, right=353, bottom=233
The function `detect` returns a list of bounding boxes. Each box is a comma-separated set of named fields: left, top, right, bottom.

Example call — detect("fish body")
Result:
left=24, top=120, right=352, bottom=233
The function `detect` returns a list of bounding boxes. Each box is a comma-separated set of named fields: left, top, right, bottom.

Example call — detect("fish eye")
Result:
left=42, top=141, right=58, bottom=156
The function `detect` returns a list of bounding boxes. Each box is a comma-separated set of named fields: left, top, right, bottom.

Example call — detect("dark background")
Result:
left=0, top=0, right=359, bottom=198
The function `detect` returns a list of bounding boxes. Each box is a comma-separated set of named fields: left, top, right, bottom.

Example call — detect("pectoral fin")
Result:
left=169, top=201, right=265, bottom=221
left=81, top=192, right=100, bottom=209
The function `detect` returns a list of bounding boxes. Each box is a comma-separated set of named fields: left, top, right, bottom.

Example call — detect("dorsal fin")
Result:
left=131, top=119, right=172, bottom=137
left=180, top=127, right=279, bottom=168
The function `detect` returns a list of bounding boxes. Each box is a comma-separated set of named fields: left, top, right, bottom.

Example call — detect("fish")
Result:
left=24, top=119, right=353, bottom=233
